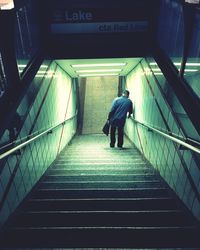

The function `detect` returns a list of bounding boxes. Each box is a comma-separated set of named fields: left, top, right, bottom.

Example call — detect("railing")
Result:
left=131, top=117, right=200, bottom=204
left=0, top=112, right=77, bottom=160
left=0, top=112, right=77, bottom=210
left=131, top=117, right=200, bottom=154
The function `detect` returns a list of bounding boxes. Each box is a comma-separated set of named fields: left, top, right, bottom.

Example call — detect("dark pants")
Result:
left=110, top=126, right=124, bottom=147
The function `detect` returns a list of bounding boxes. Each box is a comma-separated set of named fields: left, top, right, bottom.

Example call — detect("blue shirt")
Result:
left=108, top=96, right=133, bottom=127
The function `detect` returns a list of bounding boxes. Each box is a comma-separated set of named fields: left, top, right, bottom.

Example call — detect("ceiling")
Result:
left=55, top=58, right=142, bottom=78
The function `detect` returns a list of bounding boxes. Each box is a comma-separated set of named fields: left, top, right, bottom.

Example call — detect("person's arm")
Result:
left=128, top=101, right=133, bottom=118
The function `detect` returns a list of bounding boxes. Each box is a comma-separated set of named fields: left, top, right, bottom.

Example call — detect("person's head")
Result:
left=122, top=89, right=130, bottom=97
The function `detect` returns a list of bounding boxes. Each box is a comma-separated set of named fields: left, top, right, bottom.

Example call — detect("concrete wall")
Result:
left=81, top=76, right=118, bottom=134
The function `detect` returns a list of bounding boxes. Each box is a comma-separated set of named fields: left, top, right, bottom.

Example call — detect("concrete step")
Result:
left=9, top=210, right=195, bottom=227
left=22, top=197, right=179, bottom=211
left=38, top=180, right=164, bottom=189
left=32, top=187, right=171, bottom=199
left=51, top=163, right=150, bottom=169
left=43, top=174, right=161, bottom=182
left=1, top=226, right=200, bottom=248
left=46, top=167, right=155, bottom=175
left=1, top=135, right=199, bottom=249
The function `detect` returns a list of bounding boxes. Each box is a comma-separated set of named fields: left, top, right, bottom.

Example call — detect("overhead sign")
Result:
left=51, top=8, right=149, bottom=34
left=65, top=10, right=93, bottom=22
left=52, top=8, right=148, bottom=23
left=51, top=21, right=148, bottom=34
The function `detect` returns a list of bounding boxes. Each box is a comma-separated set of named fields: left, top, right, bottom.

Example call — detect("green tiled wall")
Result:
left=125, top=58, right=200, bottom=221
left=0, top=61, right=77, bottom=226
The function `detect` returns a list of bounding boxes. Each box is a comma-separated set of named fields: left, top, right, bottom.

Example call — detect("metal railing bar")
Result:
left=0, top=129, right=44, bottom=152
left=187, top=138, right=200, bottom=147
left=0, top=112, right=77, bottom=160
left=131, top=118, right=200, bottom=154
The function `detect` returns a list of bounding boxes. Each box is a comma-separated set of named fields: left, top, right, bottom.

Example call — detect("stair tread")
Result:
left=10, top=225, right=198, bottom=229
left=1, top=135, right=199, bottom=248
left=1, top=229, right=200, bottom=248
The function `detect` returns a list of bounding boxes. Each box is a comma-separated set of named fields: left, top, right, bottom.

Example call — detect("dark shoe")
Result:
left=110, top=143, right=115, bottom=148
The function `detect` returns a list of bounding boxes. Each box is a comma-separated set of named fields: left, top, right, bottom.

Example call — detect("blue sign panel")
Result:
left=51, top=21, right=148, bottom=34
left=51, top=8, right=149, bottom=34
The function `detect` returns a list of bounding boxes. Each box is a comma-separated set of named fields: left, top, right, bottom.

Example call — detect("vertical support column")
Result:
left=77, top=78, right=86, bottom=134
left=179, top=2, right=196, bottom=78
left=0, top=54, right=6, bottom=96
left=0, top=9, right=21, bottom=137
left=118, top=76, right=125, bottom=96
left=0, top=9, right=20, bottom=94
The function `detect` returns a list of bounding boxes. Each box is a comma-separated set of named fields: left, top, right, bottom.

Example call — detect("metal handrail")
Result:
left=0, top=112, right=77, bottom=160
left=131, top=118, right=200, bottom=154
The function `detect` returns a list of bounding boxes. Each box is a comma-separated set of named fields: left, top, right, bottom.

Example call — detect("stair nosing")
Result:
left=41, top=180, right=161, bottom=184
left=45, top=173, right=157, bottom=176
left=11, top=226, right=197, bottom=230
left=37, top=187, right=168, bottom=191
left=24, top=209, right=182, bottom=214
left=28, top=197, right=173, bottom=201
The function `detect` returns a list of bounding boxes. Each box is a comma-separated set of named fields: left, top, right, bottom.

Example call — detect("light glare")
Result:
left=72, top=63, right=126, bottom=68
left=150, top=62, right=200, bottom=66
left=79, top=73, right=119, bottom=77
left=76, top=69, right=122, bottom=73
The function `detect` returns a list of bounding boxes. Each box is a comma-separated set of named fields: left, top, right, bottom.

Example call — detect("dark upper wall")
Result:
left=38, top=0, right=159, bottom=59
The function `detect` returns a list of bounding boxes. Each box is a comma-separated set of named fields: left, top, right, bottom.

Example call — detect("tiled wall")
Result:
left=0, top=61, right=77, bottom=226
left=125, top=58, right=200, bottom=221
left=147, top=58, right=199, bottom=140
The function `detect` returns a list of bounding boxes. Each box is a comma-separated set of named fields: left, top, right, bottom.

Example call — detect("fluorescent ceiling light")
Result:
left=184, top=69, right=198, bottom=72
left=72, top=63, right=126, bottom=68
left=149, top=62, right=157, bottom=66
left=172, top=63, right=197, bottom=66
left=19, top=69, right=52, bottom=74
left=76, top=69, right=122, bottom=73
left=40, top=65, right=49, bottom=68
left=151, top=68, right=161, bottom=71
left=18, top=64, right=48, bottom=68
left=150, top=62, right=200, bottom=66
left=152, top=68, right=198, bottom=72
left=152, top=68, right=199, bottom=75
left=36, top=70, right=49, bottom=74
left=185, top=63, right=200, bottom=66
left=19, top=64, right=28, bottom=67
left=79, top=73, right=119, bottom=77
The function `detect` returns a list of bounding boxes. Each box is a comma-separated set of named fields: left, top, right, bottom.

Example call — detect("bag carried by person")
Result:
left=102, top=120, right=110, bottom=136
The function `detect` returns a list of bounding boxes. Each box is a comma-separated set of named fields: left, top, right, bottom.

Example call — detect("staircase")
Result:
left=0, top=134, right=199, bottom=248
